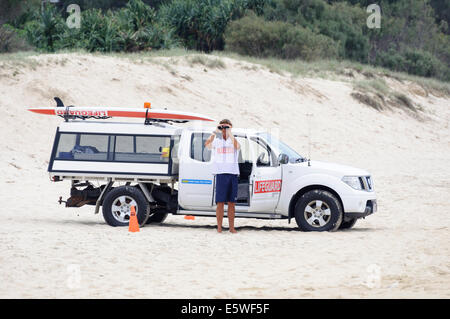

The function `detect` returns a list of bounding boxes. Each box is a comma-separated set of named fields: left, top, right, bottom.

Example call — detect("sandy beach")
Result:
left=0, top=53, right=449, bottom=298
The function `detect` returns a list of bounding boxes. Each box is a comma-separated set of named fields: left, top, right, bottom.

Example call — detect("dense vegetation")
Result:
left=0, top=0, right=449, bottom=81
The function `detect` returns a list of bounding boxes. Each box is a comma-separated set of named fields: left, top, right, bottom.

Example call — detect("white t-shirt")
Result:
left=211, top=136, right=240, bottom=175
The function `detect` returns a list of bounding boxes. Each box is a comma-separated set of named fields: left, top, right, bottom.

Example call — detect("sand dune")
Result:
left=0, top=53, right=449, bottom=298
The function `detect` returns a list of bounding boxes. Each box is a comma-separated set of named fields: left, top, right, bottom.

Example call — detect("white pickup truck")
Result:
left=48, top=119, right=377, bottom=231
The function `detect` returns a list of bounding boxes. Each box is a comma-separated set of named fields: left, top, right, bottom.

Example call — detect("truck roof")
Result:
left=58, top=120, right=182, bottom=135
left=57, top=121, right=265, bottom=136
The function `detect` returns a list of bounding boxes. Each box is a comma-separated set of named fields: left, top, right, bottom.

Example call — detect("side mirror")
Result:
left=278, top=153, right=289, bottom=165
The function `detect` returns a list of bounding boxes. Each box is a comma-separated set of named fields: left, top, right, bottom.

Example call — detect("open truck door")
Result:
left=178, top=131, right=215, bottom=210
left=248, top=136, right=282, bottom=213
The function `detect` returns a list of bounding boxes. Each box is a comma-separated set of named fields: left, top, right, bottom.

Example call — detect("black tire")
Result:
left=145, top=208, right=169, bottom=224
left=102, top=186, right=149, bottom=227
left=294, top=190, right=343, bottom=232
left=339, top=218, right=357, bottom=230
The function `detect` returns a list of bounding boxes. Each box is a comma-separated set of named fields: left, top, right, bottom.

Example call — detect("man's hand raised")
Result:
left=225, top=127, right=232, bottom=139
left=205, top=126, right=219, bottom=150
left=226, top=128, right=240, bottom=150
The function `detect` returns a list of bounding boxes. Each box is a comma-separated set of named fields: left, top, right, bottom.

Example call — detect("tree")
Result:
left=0, top=0, right=40, bottom=25
left=429, top=0, right=449, bottom=32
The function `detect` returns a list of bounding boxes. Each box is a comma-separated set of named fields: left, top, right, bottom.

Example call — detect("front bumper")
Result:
left=345, top=199, right=377, bottom=219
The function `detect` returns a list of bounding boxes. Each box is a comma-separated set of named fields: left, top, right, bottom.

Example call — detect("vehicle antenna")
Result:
left=306, top=113, right=313, bottom=166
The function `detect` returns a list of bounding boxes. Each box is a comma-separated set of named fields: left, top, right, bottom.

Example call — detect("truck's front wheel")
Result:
left=102, top=186, right=149, bottom=227
left=294, top=190, right=343, bottom=232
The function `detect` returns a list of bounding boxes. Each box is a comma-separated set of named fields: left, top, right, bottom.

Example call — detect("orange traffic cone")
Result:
left=184, top=215, right=195, bottom=220
left=129, top=206, right=140, bottom=232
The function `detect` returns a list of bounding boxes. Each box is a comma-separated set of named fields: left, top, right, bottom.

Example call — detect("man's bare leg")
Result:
left=228, top=202, right=237, bottom=233
left=216, top=202, right=224, bottom=233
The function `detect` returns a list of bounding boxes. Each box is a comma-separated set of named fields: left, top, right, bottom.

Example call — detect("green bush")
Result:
left=56, top=0, right=166, bottom=11
left=374, top=50, right=405, bottom=72
left=224, top=14, right=285, bottom=57
left=262, top=0, right=368, bottom=62
left=283, top=24, right=339, bottom=60
left=376, top=49, right=448, bottom=80
left=319, top=2, right=368, bottom=62
left=403, top=50, right=441, bottom=78
left=158, top=0, right=266, bottom=52
left=159, top=0, right=229, bottom=52
left=20, top=0, right=177, bottom=52
left=224, top=14, right=338, bottom=60
left=4, top=0, right=449, bottom=82
left=0, top=24, right=31, bottom=52
left=115, top=0, right=178, bottom=51
left=23, top=5, right=66, bottom=52
left=77, top=9, right=123, bottom=52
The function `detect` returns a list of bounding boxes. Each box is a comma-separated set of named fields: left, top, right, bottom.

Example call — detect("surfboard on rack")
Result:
left=28, top=97, right=215, bottom=123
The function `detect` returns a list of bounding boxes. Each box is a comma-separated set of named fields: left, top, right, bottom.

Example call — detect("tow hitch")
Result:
left=58, top=196, right=67, bottom=205
left=58, top=182, right=103, bottom=207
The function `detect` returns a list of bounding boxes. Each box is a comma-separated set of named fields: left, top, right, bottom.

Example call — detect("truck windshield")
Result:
left=256, top=132, right=305, bottom=163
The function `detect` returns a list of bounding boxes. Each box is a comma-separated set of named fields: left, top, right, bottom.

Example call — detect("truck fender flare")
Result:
left=286, top=177, right=345, bottom=221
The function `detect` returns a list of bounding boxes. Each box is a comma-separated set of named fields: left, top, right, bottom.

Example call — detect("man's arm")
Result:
left=228, top=129, right=240, bottom=150
left=204, top=132, right=216, bottom=150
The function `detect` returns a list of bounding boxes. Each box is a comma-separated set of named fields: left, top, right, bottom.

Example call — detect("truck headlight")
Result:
left=342, top=176, right=363, bottom=190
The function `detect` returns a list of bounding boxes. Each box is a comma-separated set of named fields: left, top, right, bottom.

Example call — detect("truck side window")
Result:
left=76, top=134, right=108, bottom=160
left=116, top=135, right=170, bottom=163
left=249, top=137, right=276, bottom=167
left=55, top=133, right=77, bottom=159
left=115, top=136, right=134, bottom=153
left=55, top=133, right=107, bottom=160
left=190, top=133, right=211, bottom=162
left=136, top=136, right=169, bottom=154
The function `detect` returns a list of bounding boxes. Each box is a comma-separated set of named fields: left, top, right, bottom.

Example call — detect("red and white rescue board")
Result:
left=28, top=107, right=215, bottom=122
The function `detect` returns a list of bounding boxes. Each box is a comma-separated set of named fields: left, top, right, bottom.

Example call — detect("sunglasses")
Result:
left=217, top=125, right=231, bottom=130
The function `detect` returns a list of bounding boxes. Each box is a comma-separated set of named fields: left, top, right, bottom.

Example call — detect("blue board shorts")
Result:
left=215, top=173, right=238, bottom=203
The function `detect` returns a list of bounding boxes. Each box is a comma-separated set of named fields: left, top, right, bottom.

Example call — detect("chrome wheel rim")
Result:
left=111, top=195, right=137, bottom=223
left=304, top=200, right=331, bottom=228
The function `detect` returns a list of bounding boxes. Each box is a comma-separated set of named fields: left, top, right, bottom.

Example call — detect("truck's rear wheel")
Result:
left=102, top=186, right=149, bottom=227
left=145, top=208, right=168, bottom=224
left=339, top=218, right=357, bottom=230
left=294, top=190, right=343, bottom=232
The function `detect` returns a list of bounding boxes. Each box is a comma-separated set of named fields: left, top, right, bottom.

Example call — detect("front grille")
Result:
left=359, top=176, right=374, bottom=191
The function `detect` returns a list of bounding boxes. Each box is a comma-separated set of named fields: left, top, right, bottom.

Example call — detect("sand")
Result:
left=0, top=53, right=449, bottom=298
